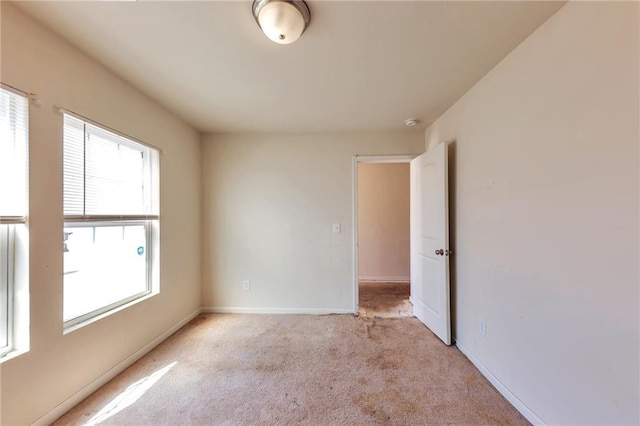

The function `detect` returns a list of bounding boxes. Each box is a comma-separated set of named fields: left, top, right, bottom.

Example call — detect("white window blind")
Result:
left=0, top=87, right=29, bottom=223
left=63, top=114, right=159, bottom=219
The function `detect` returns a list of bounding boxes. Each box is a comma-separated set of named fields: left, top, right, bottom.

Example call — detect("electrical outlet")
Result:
left=479, top=319, right=486, bottom=337
left=242, top=280, right=250, bottom=291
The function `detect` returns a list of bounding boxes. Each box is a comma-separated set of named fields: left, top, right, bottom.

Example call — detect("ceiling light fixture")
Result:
left=404, top=118, right=420, bottom=127
left=252, top=0, right=311, bottom=45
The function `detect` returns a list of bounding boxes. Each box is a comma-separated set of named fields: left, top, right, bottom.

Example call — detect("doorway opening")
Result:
left=353, top=155, right=415, bottom=318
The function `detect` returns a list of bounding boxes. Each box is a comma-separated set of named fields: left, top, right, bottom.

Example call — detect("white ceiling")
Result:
left=15, top=1, right=565, bottom=133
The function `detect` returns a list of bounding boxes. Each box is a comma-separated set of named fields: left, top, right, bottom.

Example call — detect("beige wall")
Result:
left=201, top=131, right=423, bottom=312
left=0, top=4, right=202, bottom=424
left=357, top=163, right=410, bottom=281
left=425, top=2, right=639, bottom=424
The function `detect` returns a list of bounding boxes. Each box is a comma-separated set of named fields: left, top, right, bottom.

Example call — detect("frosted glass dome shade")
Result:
left=254, top=0, right=310, bottom=45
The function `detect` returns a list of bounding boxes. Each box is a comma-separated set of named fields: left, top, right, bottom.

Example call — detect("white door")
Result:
left=410, top=143, right=451, bottom=345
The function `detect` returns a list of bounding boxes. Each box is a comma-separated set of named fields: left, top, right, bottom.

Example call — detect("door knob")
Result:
left=435, top=249, right=444, bottom=256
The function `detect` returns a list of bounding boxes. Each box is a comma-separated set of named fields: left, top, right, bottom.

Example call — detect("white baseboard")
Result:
left=202, top=307, right=353, bottom=315
left=456, top=341, right=545, bottom=426
left=31, top=308, right=202, bottom=426
left=358, top=276, right=410, bottom=283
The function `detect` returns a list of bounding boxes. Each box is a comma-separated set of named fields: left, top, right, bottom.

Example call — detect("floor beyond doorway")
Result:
left=358, top=281, right=413, bottom=318
left=53, top=314, right=528, bottom=425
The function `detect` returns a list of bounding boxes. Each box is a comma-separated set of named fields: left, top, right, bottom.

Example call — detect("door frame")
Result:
left=351, top=154, right=418, bottom=314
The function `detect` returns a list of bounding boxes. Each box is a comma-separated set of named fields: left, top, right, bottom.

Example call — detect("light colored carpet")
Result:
left=54, top=314, right=528, bottom=425
left=358, top=281, right=413, bottom=318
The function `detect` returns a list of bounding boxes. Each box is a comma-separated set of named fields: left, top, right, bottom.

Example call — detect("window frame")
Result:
left=0, top=225, right=14, bottom=356
left=62, top=112, right=160, bottom=329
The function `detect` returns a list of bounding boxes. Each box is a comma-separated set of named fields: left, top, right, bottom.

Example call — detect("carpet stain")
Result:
left=364, top=319, right=404, bottom=341
left=385, top=376, right=398, bottom=384
left=359, top=282, right=413, bottom=318
left=366, top=351, right=402, bottom=370
left=253, top=362, right=284, bottom=372
left=328, top=346, right=339, bottom=357
left=355, top=393, right=392, bottom=423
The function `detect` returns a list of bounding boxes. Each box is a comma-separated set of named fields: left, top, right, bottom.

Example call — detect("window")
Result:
left=0, top=86, right=28, bottom=356
left=63, top=114, right=159, bottom=327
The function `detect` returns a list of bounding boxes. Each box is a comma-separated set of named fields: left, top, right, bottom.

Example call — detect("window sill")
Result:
left=0, top=347, right=29, bottom=364
left=63, top=291, right=158, bottom=335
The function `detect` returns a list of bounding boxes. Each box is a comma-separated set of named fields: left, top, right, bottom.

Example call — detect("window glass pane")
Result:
left=63, top=114, right=159, bottom=217
left=85, top=127, right=146, bottom=215
left=0, top=88, right=28, bottom=218
left=63, top=223, right=149, bottom=322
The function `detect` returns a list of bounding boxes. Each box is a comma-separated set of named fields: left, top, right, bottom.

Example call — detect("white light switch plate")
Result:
left=332, top=223, right=341, bottom=233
